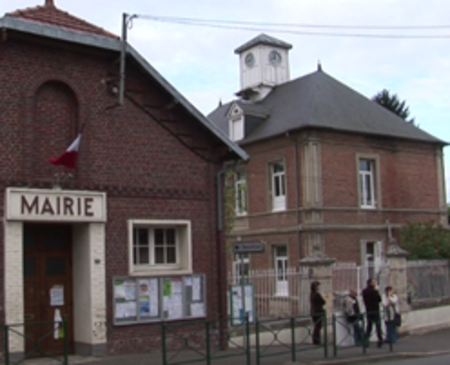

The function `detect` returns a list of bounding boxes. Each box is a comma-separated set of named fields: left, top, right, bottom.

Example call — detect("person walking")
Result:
left=310, top=281, right=326, bottom=345
left=362, top=278, right=383, bottom=348
left=383, top=286, right=399, bottom=344
left=343, top=289, right=363, bottom=346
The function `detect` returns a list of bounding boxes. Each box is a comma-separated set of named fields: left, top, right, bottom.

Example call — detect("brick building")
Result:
left=209, top=34, right=447, bottom=290
left=0, top=0, right=247, bottom=358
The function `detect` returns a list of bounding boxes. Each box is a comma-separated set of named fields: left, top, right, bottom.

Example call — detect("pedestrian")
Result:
left=362, top=278, right=383, bottom=348
left=310, top=281, right=326, bottom=345
left=383, top=286, right=399, bottom=344
left=343, top=289, right=363, bottom=346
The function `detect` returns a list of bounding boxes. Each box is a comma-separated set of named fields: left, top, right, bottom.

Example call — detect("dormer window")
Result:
left=230, top=116, right=244, bottom=141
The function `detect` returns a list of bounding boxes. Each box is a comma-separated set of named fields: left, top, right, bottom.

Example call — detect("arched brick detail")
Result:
left=21, top=73, right=88, bottom=183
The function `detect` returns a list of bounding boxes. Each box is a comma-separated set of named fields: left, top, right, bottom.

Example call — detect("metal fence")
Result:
left=407, top=260, right=450, bottom=303
left=228, top=268, right=309, bottom=319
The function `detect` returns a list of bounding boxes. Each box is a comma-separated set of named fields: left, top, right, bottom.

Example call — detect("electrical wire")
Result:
left=135, top=14, right=450, bottom=39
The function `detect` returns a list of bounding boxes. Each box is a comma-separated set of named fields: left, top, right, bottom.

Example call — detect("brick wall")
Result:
left=0, top=36, right=227, bottom=354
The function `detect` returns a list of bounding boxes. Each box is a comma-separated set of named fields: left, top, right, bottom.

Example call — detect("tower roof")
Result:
left=234, top=33, right=293, bottom=54
left=6, top=0, right=118, bottom=39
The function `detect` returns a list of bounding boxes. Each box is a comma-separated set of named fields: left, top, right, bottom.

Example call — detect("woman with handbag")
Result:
left=382, top=286, right=400, bottom=344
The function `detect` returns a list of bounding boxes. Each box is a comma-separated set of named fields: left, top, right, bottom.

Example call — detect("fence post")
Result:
left=4, top=325, right=9, bottom=365
left=245, top=313, right=251, bottom=365
left=206, top=321, right=211, bottom=365
left=255, top=319, right=260, bottom=365
left=332, top=314, right=337, bottom=357
left=323, top=314, right=328, bottom=358
left=63, top=318, right=68, bottom=365
left=161, top=323, right=167, bottom=365
left=290, top=317, right=296, bottom=362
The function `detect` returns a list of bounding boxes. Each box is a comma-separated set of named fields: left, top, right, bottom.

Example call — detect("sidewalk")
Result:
left=15, top=327, right=450, bottom=365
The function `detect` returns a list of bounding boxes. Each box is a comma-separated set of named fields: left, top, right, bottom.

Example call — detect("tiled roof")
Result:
left=6, top=0, right=118, bottom=39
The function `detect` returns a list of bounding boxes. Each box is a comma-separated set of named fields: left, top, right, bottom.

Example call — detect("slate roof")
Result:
left=7, top=0, right=118, bottom=39
left=234, top=33, right=292, bottom=54
left=208, top=70, right=445, bottom=146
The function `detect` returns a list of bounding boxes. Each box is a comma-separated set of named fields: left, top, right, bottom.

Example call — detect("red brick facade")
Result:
left=229, top=128, right=446, bottom=268
left=1, top=24, right=236, bottom=355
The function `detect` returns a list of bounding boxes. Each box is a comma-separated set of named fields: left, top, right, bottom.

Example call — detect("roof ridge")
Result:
left=6, top=2, right=118, bottom=39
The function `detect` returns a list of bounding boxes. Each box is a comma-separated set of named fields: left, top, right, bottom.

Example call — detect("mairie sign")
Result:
left=233, top=242, right=265, bottom=254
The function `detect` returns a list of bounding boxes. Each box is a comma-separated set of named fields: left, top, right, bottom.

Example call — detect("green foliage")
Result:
left=372, top=89, right=415, bottom=124
left=223, top=170, right=237, bottom=236
left=400, top=222, right=450, bottom=260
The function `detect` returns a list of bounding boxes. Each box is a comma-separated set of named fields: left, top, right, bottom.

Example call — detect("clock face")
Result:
left=245, top=52, right=255, bottom=68
left=269, top=50, right=282, bottom=66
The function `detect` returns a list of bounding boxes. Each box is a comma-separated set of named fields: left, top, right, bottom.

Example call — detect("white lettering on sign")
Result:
left=6, top=188, right=106, bottom=222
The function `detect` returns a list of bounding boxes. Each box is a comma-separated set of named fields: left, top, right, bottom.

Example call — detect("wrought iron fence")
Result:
left=407, top=260, right=450, bottom=303
left=3, top=319, right=68, bottom=365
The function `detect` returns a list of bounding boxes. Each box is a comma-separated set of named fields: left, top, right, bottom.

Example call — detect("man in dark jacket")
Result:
left=362, top=278, right=383, bottom=348
left=310, top=281, right=326, bottom=345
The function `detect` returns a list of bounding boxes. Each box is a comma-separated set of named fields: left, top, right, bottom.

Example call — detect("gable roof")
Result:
left=1, top=3, right=248, bottom=161
left=7, top=1, right=118, bottom=39
left=234, top=33, right=292, bottom=54
left=208, top=70, right=446, bottom=146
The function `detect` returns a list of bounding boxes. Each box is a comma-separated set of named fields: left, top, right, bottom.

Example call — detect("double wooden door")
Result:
left=23, top=224, right=74, bottom=356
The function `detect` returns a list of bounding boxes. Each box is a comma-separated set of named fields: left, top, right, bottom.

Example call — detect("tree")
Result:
left=372, top=89, right=415, bottom=124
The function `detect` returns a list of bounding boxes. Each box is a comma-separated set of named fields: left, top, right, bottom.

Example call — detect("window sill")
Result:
left=129, top=268, right=193, bottom=277
left=360, top=205, right=377, bottom=210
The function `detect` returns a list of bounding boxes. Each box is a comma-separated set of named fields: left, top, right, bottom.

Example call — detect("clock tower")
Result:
left=235, top=34, right=292, bottom=101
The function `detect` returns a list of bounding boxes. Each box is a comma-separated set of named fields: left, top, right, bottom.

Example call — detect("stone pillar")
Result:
left=299, top=248, right=336, bottom=316
left=385, top=238, right=410, bottom=314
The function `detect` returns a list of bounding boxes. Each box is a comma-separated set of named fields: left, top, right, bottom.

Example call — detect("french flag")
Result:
left=50, top=125, right=85, bottom=169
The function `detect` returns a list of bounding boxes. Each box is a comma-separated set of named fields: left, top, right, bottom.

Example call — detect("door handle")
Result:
left=25, top=314, right=35, bottom=320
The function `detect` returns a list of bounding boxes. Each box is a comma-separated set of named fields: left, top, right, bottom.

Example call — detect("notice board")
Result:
left=113, top=274, right=206, bottom=325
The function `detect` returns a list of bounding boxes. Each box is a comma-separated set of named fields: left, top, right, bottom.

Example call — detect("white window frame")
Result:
left=360, top=240, right=383, bottom=283
left=359, top=158, right=376, bottom=208
left=232, top=253, right=250, bottom=285
left=128, top=219, right=192, bottom=276
left=270, top=161, right=286, bottom=211
left=274, top=246, right=288, bottom=297
left=229, top=116, right=244, bottom=142
left=235, top=171, right=247, bottom=216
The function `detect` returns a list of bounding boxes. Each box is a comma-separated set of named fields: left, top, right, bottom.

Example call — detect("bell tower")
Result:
left=235, top=34, right=292, bottom=101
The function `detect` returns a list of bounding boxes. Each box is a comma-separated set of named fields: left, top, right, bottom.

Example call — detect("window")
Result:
left=229, top=116, right=244, bottom=141
left=274, top=246, right=288, bottom=296
left=270, top=161, right=286, bottom=211
left=235, top=171, right=247, bottom=216
left=232, top=253, right=250, bottom=284
left=128, top=220, right=192, bottom=275
left=361, top=240, right=383, bottom=283
left=359, top=159, right=376, bottom=208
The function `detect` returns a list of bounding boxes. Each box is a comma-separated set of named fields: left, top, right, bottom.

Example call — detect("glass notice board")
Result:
left=113, top=274, right=206, bottom=325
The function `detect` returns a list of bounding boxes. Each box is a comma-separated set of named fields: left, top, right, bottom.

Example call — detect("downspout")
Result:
left=287, top=132, right=302, bottom=259
left=216, top=162, right=237, bottom=348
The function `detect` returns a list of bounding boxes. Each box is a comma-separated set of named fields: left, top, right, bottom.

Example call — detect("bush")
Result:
left=399, top=222, right=450, bottom=260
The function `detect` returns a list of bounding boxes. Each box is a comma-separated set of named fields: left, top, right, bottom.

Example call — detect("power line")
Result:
left=135, top=14, right=450, bottom=39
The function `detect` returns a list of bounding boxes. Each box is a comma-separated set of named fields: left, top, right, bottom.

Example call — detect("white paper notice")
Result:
left=191, top=303, right=205, bottom=318
left=184, top=277, right=192, bottom=286
left=124, top=281, right=136, bottom=300
left=50, top=286, right=64, bottom=306
left=192, top=277, right=201, bottom=301
left=172, top=280, right=183, bottom=294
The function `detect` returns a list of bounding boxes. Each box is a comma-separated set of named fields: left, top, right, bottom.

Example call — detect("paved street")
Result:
left=372, top=354, right=450, bottom=365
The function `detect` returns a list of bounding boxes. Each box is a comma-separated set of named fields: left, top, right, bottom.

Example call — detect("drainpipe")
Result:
left=287, top=132, right=302, bottom=259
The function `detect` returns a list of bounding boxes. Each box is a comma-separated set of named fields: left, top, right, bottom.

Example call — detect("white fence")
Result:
left=227, top=267, right=309, bottom=319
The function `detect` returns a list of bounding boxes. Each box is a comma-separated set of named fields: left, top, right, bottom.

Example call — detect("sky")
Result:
left=2, top=0, right=450, bottom=201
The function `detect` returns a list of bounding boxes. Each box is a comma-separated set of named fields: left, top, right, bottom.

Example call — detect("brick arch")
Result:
left=21, top=75, right=88, bottom=183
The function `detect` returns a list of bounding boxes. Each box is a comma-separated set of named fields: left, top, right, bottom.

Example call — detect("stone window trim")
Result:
left=128, top=219, right=192, bottom=276
left=356, top=153, right=382, bottom=210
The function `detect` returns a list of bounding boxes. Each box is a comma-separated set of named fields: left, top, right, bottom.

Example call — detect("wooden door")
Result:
left=24, top=224, right=74, bottom=356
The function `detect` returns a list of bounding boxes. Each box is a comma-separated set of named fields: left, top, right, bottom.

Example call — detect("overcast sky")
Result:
left=3, top=0, right=450, bottom=201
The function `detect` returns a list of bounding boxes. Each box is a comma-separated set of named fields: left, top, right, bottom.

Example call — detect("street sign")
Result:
left=233, top=242, right=265, bottom=254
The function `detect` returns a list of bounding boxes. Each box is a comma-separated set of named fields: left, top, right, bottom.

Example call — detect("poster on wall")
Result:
left=183, top=275, right=206, bottom=318
left=162, top=277, right=184, bottom=320
left=138, top=278, right=159, bottom=318
left=114, top=279, right=137, bottom=322
left=230, top=284, right=255, bottom=326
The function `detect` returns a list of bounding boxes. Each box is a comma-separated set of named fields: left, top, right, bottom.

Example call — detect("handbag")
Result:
left=394, top=312, right=402, bottom=327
